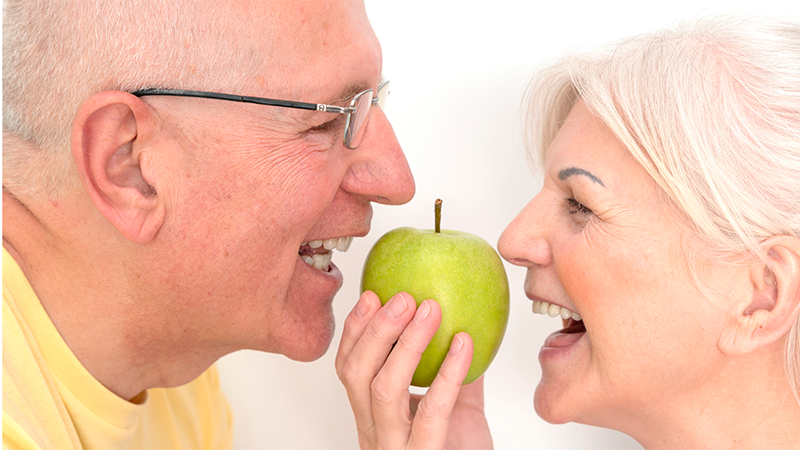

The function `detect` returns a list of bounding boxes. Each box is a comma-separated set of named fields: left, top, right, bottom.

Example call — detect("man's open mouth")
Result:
left=299, top=237, right=354, bottom=272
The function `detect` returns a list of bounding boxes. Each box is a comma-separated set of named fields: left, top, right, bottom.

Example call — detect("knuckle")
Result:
left=363, top=319, right=395, bottom=343
left=394, top=331, right=425, bottom=356
left=370, top=375, right=395, bottom=407
left=357, top=433, right=377, bottom=450
left=414, top=396, right=450, bottom=424
left=334, top=355, right=346, bottom=377
left=338, top=359, right=363, bottom=388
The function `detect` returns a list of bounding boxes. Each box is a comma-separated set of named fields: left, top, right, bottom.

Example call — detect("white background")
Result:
left=217, top=1, right=800, bottom=449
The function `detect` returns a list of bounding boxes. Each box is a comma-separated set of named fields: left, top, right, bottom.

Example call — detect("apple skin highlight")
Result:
left=361, top=226, right=510, bottom=387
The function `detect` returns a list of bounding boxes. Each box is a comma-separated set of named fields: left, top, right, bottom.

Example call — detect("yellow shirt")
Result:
left=2, top=248, right=233, bottom=449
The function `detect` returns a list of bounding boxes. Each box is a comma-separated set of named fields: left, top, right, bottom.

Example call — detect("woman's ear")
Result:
left=71, top=91, right=165, bottom=244
left=719, top=236, right=800, bottom=356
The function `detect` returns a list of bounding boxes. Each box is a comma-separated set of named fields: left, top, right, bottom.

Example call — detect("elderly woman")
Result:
left=336, top=15, right=800, bottom=449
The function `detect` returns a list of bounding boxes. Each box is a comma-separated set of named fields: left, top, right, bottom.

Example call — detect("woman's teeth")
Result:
left=532, top=300, right=582, bottom=321
left=300, top=236, right=353, bottom=272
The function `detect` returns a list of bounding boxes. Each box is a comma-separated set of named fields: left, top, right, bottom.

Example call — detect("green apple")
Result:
left=361, top=199, right=510, bottom=387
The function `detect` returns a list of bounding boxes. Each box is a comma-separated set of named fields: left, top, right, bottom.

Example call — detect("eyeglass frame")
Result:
left=131, top=79, right=390, bottom=149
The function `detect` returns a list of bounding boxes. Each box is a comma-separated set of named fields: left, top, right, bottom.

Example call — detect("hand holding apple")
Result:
left=335, top=290, right=493, bottom=450
left=334, top=199, right=501, bottom=449
left=361, top=199, right=510, bottom=387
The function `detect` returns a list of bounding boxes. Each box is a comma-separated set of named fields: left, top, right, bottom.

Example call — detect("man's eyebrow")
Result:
left=558, top=167, right=606, bottom=187
left=329, top=77, right=385, bottom=105
left=329, top=82, right=369, bottom=105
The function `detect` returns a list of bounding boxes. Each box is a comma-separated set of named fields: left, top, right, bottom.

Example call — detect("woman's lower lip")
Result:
left=539, top=328, right=587, bottom=360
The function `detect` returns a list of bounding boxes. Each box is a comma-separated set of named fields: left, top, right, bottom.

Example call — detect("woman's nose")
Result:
left=498, top=194, right=553, bottom=267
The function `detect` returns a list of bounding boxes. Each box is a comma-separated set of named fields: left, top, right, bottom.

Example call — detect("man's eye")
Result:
left=566, top=198, right=593, bottom=216
left=307, top=116, right=342, bottom=134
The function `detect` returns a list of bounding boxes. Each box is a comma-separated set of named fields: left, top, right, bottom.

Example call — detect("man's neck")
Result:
left=2, top=188, right=219, bottom=400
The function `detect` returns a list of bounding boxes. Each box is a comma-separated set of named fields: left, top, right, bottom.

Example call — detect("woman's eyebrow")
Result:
left=558, top=167, right=605, bottom=187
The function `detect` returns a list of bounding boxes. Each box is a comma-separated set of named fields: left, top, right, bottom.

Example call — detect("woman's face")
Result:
left=498, top=101, right=736, bottom=430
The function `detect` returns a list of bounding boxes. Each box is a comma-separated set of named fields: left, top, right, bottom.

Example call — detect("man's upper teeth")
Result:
left=305, top=236, right=353, bottom=252
left=532, top=300, right=582, bottom=321
left=301, top=236, right=353, bottom=271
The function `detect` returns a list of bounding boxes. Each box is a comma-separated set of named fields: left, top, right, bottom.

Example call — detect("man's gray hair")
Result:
left=3, top=0, right=260, bottom=199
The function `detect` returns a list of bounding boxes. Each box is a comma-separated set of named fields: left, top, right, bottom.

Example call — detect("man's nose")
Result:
left=341, top=107, right=415, bottom=205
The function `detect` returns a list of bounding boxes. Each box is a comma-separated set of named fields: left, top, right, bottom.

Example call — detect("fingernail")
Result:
left=354, top=292, right=370, bottom=318
left=384, top=293, right=408, bottom=319
left=449, top=334, right=464, bottom=355
left=412, top=300, right=431, bottom=323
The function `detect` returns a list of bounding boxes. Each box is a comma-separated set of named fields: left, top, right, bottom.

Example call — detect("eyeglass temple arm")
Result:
left=131, top=88, right=355, bottom=114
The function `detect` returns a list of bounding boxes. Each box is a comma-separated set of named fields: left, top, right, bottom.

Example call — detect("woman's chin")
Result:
left=533, top=380, right=580, bottom=425
left=533, top=364, right=602, bottom=426
left=533, top=324, right=594, bottom=424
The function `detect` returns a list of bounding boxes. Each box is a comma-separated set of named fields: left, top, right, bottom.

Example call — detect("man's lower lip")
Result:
left=297, top=255, right=343, bottom=284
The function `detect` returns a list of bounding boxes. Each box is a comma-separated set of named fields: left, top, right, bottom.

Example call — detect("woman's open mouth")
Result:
left=532, top=300, right=586, bottom=348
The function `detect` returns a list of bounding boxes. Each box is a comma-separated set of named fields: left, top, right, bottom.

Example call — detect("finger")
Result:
left=408, top=332, right=474, bottom=449
left=334, top=290, right=384, bottom=443
left=336, top=292, right=418, bottom=439
left=335, top=290, right=381, bottom=375
left=342, top=292, right=417, bottom=379
left=371, top=299, right=442, bottom=448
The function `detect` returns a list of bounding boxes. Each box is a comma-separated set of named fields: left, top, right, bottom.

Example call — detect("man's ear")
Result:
left=72, top=91, right=165, bottom=244
left=719, top=236, right=800, bottom=356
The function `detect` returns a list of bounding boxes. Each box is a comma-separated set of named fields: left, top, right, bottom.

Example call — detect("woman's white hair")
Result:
left=523, top=15, right=800, bottom=402
left=2, top=0, right=261, bottom=199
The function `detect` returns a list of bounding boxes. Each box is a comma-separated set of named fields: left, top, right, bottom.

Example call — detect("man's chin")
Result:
left=274, top=258, right=343, bottom=360
left=280, top=318, right=336, bottom=362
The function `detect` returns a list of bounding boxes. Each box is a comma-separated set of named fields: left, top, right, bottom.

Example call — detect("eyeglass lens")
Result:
left=344, top=90, right=373, bottom=149
left=343, top=81, right=390, bottom=149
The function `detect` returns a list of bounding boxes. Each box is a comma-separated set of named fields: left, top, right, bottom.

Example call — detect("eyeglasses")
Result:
left=132, top=80, right=390, bottom=149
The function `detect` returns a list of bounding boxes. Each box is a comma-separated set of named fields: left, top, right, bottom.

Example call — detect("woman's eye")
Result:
left=566, top=198, right=593, bottom=216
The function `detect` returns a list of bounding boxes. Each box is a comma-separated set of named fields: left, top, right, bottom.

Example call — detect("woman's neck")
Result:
left=628, top=349, right=800, bottom=449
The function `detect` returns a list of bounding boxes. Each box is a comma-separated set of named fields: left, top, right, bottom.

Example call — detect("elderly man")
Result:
left=2, top=0, right=415, bottom=448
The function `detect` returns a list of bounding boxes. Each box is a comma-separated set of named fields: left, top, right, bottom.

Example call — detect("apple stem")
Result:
left=434, top=199, right=442, bottom=233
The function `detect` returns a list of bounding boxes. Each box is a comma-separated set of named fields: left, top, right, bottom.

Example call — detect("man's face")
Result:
left=142, top=1, right=415, bottom=361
